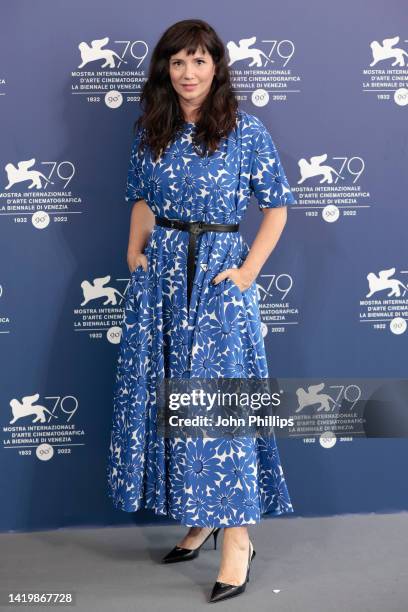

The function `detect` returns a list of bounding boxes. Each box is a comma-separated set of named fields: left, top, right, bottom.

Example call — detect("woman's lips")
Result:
left=182, top=84, right=197, bottom=89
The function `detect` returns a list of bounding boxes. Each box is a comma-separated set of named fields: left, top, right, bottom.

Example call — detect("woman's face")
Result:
left=169, top=46, right=216, bottom=114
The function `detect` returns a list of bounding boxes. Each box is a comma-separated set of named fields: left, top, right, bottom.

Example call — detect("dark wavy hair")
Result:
left=134, top=19, right=238, bottom=160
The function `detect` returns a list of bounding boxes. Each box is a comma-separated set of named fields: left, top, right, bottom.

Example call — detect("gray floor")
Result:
left=0, top=513, right=407, bottom=611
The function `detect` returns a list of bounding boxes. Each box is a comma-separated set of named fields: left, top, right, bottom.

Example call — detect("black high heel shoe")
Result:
left=161, top=527, right=221, bottom=564
left=209, top=539, right=256, bottom=603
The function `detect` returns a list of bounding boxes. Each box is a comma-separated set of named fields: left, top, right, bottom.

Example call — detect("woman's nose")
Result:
left=183, top=65, right=195, bottom=78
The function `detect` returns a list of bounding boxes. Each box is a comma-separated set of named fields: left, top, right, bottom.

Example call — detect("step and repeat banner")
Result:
left=1, top=1, right=407, bottom=532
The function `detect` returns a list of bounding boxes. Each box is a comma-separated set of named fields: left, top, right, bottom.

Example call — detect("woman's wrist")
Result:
left=240, top=261, right=260, bottom=283
left=127, top=246, right=143, bottom=257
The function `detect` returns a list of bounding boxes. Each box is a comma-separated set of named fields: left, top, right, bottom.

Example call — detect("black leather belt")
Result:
left=155, top=215, right=240, bottom=309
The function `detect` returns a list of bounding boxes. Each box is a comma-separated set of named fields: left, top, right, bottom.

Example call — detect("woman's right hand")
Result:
left=128, top=251, right=148, bottom=274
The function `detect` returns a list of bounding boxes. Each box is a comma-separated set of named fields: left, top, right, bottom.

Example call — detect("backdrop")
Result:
left=1, top=0, right=407, bottom=533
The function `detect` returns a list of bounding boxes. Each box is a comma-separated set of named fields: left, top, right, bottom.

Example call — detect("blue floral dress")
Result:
left=106, top=109, right=297, bottom=526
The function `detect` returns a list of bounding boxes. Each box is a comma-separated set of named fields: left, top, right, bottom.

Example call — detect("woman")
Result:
left=106, top=18, right=296, bottom=604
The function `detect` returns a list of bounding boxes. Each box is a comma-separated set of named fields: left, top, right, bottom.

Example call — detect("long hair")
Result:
left=134, top=19, right=238, bottom=160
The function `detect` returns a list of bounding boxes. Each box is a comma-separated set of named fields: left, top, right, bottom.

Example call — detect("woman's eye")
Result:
left=172, top=60, right=205, bottom=66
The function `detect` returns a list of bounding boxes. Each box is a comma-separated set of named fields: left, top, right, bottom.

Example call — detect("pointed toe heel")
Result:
left=162, top=527, right=221, bottom=564
left=209, top=540, right=256, bottom=603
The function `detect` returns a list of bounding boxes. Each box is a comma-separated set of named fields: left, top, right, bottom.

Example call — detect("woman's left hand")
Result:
left=212, top=265, right=256, bottom=293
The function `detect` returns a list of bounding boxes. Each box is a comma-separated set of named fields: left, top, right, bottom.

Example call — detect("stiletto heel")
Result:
left=209, top=539, right=256, bottom=603
left=213, top=527, right=220, bottom=550
left=247, top=549, right=256, bottom=582
left=161, top=527, right=221, bottom=564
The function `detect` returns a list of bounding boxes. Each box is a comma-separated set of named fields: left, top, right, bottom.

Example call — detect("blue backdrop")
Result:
left=1, top=0, right=407, bottom=532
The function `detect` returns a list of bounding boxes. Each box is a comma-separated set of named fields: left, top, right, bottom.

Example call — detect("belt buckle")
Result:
left=190, top=221, right=203, bottom=235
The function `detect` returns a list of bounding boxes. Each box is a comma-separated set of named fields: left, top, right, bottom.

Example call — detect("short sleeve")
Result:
left=249, top=119, right=297, bottom=209
left=124, top=125, right=145, bottom=204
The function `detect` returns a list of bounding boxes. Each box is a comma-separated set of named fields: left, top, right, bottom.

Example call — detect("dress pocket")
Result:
left=224, top=277, right=251, bottom=296
left=131, top=246, right=151, bottom=281
left=131, top=264, right=148, bottom=284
